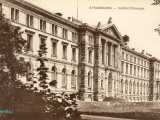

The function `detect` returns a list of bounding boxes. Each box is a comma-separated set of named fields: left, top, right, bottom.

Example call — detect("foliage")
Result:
left=0, top=12, right=81, bottom=120
left=37, top=37, right=49, bottom=89
left=103, top=97, right=125, bottom=103
left=152, top=0, right=160, bottom=5
left=0, top=13, right=26, bottom=80
left=0, top=12, right=26, bottom=111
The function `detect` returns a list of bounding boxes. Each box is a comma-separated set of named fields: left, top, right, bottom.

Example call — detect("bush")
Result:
left=103, top=97, right=125, bottom=103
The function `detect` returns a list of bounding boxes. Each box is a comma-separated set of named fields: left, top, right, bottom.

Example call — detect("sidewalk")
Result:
left=81, top=114, right=136, bottom=120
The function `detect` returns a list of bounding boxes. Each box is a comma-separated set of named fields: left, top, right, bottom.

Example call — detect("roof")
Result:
left=122, top=46, right=151, bottom=60
left=5, top=0, right=123, bottom=42
left=6, top=0, right=80, bottom=29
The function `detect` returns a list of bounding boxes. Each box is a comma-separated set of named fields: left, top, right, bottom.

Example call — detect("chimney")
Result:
left=68, top=17, right=71, bottom=21
left=141, top=50, right=145, bottom=54
left=55, top=12, right=63, bottom=17
left=131, top=48, right=135, bottom=51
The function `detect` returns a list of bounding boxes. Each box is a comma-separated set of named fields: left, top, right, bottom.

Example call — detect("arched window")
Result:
left=108, top=72, right=112, bottom=93
left=62, top=68, right=67, bottom=89
left=133, top=81, right=136, bottom=94
left=71, top=70, right=76, bottom=89
left=125, top=80, right=128, bottom=94
left=137, top=82, right=139, bottom=95
left=121, top=79, right=123, bottom=93
left=88, top=71, right=92, bottom=89
left=140, top=83, right=143, bottom=95
left=50, top=66, right=57, bottom=87
left=129, top=81, right=132, bottom=94
left=143, top=83, right=146, bottom=95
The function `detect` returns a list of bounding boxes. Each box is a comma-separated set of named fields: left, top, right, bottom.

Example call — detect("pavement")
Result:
left=81, top=114, right=136, bottom=120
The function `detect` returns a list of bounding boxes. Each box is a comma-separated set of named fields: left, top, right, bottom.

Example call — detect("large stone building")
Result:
left=0, top=0, right=160, bottom=102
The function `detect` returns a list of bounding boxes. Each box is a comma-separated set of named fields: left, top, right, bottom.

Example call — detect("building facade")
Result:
left=0, top=0, right=160, bottom=102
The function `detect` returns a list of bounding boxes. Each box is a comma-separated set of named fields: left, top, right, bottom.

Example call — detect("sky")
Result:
left=25, top=0, right=160, bottom=58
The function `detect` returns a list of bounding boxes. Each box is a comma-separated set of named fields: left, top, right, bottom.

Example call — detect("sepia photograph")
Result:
left=0, top=0, right=160, bottom=120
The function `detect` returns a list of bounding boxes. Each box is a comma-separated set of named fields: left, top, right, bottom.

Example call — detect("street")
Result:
left=81, top=114, right=136, bottom=120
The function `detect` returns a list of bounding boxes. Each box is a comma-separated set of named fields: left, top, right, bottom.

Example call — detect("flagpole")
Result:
left=76, top=0, right=79, bottom=19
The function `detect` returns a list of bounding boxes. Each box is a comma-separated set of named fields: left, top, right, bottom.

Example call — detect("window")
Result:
left=144, top=69, right=146, bottom=78
left=40, top=37, right=46, bottom=45
left=134, top=65, right=136, bottom=75
left=62, top=44, right=67, bottom=59
left=50, top=66, right=57, bottom=87
left=88, top=50, right=92, bottom=63
left=126, top=63, right=128, bottom=74
left=101, top=74, right=104, bottom=89
left=26, top=14, right=33, bottom=27
left=88, top=71, right=92, bottom=89
left=62, top=28, right=68, bottom=39
left=62, top=68, right=67, bottom=89
left=88, top=35, right=93, bottom=45
left=72, top=32, right=78, bottom=42
left=130, top=64, right=132, bottom=75
left=15, top=9, right=19, bottom=22
left=134, top=57, right=136, bottom=63
left=11, top=8, right=19, bottom=22
left=121, top=79, right=123, bottom=93
left=40, top=19, right=46, bottom=32
left=129, top=81, right=132, bottom=94
left=133, top=82, right=135, bottom=94
left=130, top=55, right=133, bottom=62
left=26, top=62, right=32, bottom=81
left=144, top=61, right=146, bottom=67
left=137, top=82, right=139, bottom=94
left=126, top=54, right=128, bottom=61
left=138, top=58, right=140, bottom=65
left=51, top=41, right=57, bottom=57
left=137, top=67, right=140, bottom=77
left=121, top=61, right=124, bottom=73
left=11, top=8, right=14, bottom=20
left=71, top=70, right=76, bottom=89
left=141, top=68, right=143, bottom=77
left=52, top=24, right=58, bottom=36
left=72, top=47, right=76, bottom=62
left=122, top=52, right=124, bottom=59
left=26, top=34, right=33, bottom=51
left=125, top=80, right=128, bottom=94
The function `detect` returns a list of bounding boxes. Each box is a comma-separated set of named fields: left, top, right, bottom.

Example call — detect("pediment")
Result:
left=102, top=24, right=122, bottom=40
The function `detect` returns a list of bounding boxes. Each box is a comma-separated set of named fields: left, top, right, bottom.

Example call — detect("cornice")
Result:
left=6, top=0, right=79, bottom=29
left=122, top=46, right=150, bottom=60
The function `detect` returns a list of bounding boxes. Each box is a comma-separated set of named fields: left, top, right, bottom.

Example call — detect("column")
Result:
left=113, top=44, right=116, bottom=67
left=107, top=42, right=112, bottom=66
left=106, top=41, right=108, bottom=66
left=101, top=40, right=106, bottom=65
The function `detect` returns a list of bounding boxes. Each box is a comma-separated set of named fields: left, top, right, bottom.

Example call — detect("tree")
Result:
left=0, top=12, right=26, bottom=109
left=152, top=0, right=160, bottom=5
left=37, top=37, right=49, bottom=91
left=0, top=12, right=81, bottom=120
